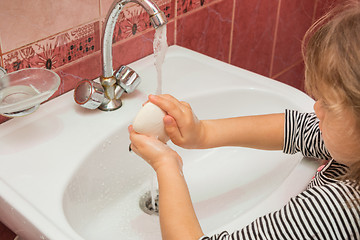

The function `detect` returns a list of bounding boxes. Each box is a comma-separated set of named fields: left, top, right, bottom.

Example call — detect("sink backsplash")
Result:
left=0, top=0, right=336, bottom=125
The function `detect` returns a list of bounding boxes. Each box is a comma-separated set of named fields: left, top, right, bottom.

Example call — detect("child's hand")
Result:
left=128, top=125, right=183, bottom=172
left=129, top=126, right=204, bottom=240
left=148, top=94, right=206, bottom=149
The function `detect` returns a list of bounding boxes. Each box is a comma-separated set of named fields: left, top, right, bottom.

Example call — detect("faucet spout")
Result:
left=102, top=0, right=167, bottom=78
left=74, top=0, right=167, bottom=111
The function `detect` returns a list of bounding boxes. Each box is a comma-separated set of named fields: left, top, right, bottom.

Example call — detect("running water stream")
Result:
left=153, top=25, right=168, bottom=95
left=151, top=25, right=168, bottom=211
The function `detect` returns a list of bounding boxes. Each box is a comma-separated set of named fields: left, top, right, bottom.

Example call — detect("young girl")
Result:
left=129, top=2, right=360, bottom=239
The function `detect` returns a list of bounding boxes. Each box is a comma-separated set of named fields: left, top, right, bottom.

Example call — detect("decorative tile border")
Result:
left=177, top=0, right=218, bottom=16
left=2, top=21, right=100, bottom=73
left=0, top=1, right=173, bottom=74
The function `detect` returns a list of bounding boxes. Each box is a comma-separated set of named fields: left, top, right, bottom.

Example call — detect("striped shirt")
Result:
left=200, top=110, right=360, bottom=240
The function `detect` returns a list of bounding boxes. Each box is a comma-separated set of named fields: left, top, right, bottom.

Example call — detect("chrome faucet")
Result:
left=74, top=0, right=167, bottom=111
left=0, top=67, right=6, bottom=77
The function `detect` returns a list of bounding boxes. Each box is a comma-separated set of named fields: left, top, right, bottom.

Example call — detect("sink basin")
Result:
left=0, top=46, right=320, bottom=240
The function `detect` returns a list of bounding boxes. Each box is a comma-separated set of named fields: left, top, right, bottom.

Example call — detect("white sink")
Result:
left=0, top=46, right=320, bottom=240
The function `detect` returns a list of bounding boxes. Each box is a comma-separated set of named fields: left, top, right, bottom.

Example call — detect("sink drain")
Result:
left=139, top=191, right=159, bottom=216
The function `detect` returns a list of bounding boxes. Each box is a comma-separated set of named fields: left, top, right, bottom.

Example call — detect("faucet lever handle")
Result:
left=74, top=79, right=105, bottom=109
left=115, top=65, right=141, bottom=93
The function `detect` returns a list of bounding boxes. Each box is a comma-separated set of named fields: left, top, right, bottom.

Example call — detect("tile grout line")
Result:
left=99, top=0, right=102, bottom=20
left=98, top=0, right=103, bottom=52
left=272, top=0, right=318, bottom=80
left=174, top=0, right=178, bottom=45
left=0, top=38, right=3, bottom=67
left=173, top=0, right=225, bottom=47
left=269, top=0, right=282, bottom=77
left=271, top=59, right=303, bottom=79
left=228, top=0, right=236, bottom=64
left=312, top=0, right=319, bottom=23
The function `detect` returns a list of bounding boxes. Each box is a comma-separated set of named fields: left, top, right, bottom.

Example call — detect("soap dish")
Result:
left=0, top=68, right=60, bottom=117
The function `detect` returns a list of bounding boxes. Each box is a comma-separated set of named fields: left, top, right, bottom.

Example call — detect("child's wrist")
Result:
left=198, top=120, right=209, bottom=148
left=154, top=155, right=183, bottom=175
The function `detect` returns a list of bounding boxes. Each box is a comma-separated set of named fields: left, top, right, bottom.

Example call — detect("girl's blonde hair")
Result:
left=302, top=1, right=360, bottom=185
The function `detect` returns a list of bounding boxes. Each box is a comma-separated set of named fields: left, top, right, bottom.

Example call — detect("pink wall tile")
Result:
left=273, top=61, right=305, bottom=91
left=107, top=0, right=175, bottom=45
left=176, top=0, right=233, bottom=62
left=0, top=115, right=10, bottom=124
left=52, top=21, right=174, bottom=100
left=271, top=0, right=315, bottom=77
left=101, top=0, right=117, bottom=17
left=161, top=0, right=176, bottom=21
left=231, top=0, right=279, bottom=77
left=2, top=22, right=100, bottom=73
left=55, top=53, right=102, bottom=97
left=314, top=0, right=344, bottom=21
left=101, top=0, right=173, bottom=17
left=0, top=0, right=100, bottom=53
left=112, top=21, right=175, bottom=69
left=0, top=222, right=16, bottom=240
left=177, top=0, right=218, bottom=16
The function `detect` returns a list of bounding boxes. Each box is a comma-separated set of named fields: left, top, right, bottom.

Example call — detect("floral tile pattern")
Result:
left=1, top=0, right=174, bottom=75
left=1, top=0, right=173, bottom=75
left=177, top=0, right=217, bottom=16
left=2, top=22, right=100, bottom=73
left=112, top=0, right=174, bottom=44
left=112, top=7, right=152, bottom=44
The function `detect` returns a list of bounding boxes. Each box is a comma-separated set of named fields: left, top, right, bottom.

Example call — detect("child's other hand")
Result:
left=128, top=125, right=183, bottom=172
left=148, top=94, right=206, bottom=149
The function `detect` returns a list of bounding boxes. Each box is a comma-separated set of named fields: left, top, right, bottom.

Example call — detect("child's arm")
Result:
left=149, top=94, right=285, bottom=150
left=200, top=114, right=284, bottom=150
left=128, top=126, right=204, bottom=240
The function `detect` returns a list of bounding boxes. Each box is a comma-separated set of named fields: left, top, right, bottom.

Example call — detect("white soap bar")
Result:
left=132, top=102, right=169, bottom=142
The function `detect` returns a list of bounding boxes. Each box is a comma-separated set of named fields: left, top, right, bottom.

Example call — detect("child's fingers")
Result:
left=128, top=126, right=138, bottom=153
left=142, top=100, right=150, bottom=106
left=150, top=94, right=196, bottom=132
left=128, top=125, right=134, bottom=133
left=149, top=94, right=188, bottom=120
left=128, top=125, right=146, bottom=149
left=163, top=115, right=184, bottom=144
